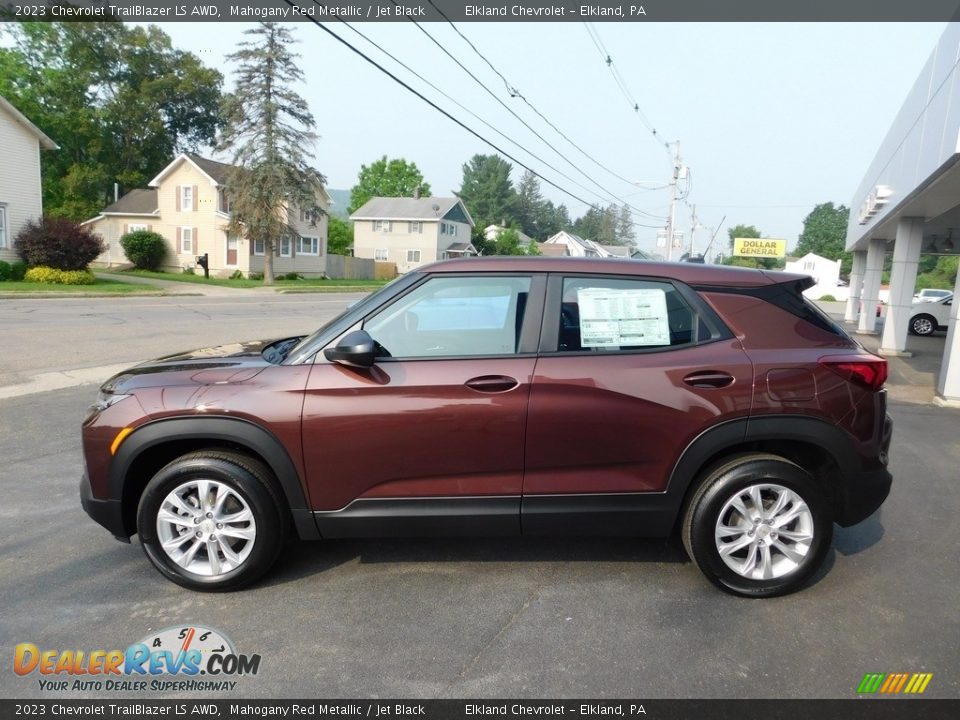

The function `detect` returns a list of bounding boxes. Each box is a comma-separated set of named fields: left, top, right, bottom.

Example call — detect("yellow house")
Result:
left=84, top=153, right=331, bottom=278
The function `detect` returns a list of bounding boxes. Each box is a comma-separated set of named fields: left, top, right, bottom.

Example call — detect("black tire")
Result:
left=681, top=453, right=833, bottom=598
left=137, top=450, right=288, bottom=591
left=909, top=314, right=937, bottom=336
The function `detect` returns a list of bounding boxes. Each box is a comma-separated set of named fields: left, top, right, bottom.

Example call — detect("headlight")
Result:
left=89, top=391, right=131, bottom=413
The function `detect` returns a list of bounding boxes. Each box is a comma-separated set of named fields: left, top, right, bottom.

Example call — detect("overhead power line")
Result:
left=290, top=5, right=667, bottom=228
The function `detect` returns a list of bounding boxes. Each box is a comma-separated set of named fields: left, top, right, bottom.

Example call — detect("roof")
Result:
left=484, top=224, right=534, bottom=244
left=544, top=230, right=614, bottom=257
left=350, top=196, right=475, bottom=226
left=101, top=189, right=158, bottom=215
left=447, top=242, right=475, bottom=252
left=599, top=244, right=631, bottom=257
left=0, top=95, right=58, bottom=150
left=418, top=256, right=811, bottom=289
left=145, top=153, right=331, bottom=204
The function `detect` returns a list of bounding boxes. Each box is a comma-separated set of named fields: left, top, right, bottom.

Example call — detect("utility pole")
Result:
left=689, top=203, right=697, bottom=257
left=665, top=141, right=681, bottom=261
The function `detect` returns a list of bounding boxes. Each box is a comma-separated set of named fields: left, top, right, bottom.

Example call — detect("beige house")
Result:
left=0, top=95, right=58, bottom=262
left=84, top=153, right=331, bottom=278
left=351, top=197, right=476, bottom=273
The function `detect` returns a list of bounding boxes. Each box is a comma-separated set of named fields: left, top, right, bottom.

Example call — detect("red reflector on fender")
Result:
left=819, top=356, right=888, bottom=391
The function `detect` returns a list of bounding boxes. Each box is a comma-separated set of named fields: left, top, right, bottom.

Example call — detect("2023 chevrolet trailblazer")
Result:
left=81, top=258, right=892, bottom=597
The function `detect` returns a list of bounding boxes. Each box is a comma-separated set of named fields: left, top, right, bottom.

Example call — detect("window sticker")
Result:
left=576, top=287, right=671, bottom=347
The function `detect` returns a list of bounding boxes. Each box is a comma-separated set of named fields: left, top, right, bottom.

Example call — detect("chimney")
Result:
left=114, top=183, right=119, bottom=203
left=414, top=185, right=421, bottom=200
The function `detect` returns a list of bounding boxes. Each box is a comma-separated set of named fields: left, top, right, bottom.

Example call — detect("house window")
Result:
left=219, top=191, right=231, bottom=214
left=441, top=222, right=458, bottom=237
left=253, top=239, right=265, bottom=255
left=128, top=224, right=148, bottom=233
left=298, top=235, right=320, bottom=255
left=409, top=221, right=422, bottom=234
left=0, top=206, right=8, bottom=248
left=180, top=227, right=193, bottom=254
left=374, top=220, right=392, bottom=233
left=407, top=249, right=421, bottom=264
left=375, top=249, right=388, bottom=261
left=803, top=261, right=815, bottom=271
left=181, top=186, right=193, bottom=212
left=280, top=237, right=292, bottom=257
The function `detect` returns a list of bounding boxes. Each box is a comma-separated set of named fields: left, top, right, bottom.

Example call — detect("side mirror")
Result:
left=324, top=330, right=377, bottom=368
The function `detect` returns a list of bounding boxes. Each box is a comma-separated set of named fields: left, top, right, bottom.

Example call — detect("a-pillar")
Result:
left=844, top=250, right=867, bottom=323
left=935, top=263, right=960, bottom=406
left=856, top=238, right=887, bottom=334
left=880, top=219, right=924, bottom=356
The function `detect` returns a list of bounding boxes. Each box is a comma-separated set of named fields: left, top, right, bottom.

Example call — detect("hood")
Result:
left=101, top=337, right=303, bottom=394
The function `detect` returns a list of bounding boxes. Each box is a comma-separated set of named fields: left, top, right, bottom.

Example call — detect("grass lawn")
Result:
left=0, top=279, right=161, bottom=295
left=119, top=269, right=389, bottom=291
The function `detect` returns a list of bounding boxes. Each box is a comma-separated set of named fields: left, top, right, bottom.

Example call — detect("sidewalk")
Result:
left=94, top=271, right=266, bottom=297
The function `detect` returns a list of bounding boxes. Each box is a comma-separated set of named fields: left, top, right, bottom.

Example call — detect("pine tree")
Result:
left=218, top=23, right=325, bottom=285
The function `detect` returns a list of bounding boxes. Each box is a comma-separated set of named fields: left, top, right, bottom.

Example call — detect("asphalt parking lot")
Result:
left=0, top=295, right=958, bottom=699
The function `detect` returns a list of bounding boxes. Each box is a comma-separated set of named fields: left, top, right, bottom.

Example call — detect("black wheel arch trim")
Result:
left=109, top=416, right=319, bottom=540
left=665, top=414, right=861, bottom=514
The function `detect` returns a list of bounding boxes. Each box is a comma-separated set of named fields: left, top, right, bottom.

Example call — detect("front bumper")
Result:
left=79, top=473, right=130, bottom=542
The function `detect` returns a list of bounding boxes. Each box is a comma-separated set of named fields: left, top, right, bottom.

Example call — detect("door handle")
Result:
left=682, top=371, right=735, bottom=389
left=465, top=375, right=519, bottom=393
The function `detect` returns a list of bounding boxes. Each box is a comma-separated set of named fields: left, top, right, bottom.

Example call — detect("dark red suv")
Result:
left=80, top=258, right=892, bottom=597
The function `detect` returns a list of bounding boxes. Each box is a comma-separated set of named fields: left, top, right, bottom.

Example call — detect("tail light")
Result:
left=819, top=355, right=888, bottom=391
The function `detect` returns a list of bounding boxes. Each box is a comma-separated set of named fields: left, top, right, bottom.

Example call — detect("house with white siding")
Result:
left=351, top=197, right=476, bottom=273
left=84, top=153, right=331, bottom=278
left=0, top=96, right=58, bottom=262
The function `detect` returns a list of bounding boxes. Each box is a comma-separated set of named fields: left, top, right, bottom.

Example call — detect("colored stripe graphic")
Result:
left=858, top=672, right=933, bottom=694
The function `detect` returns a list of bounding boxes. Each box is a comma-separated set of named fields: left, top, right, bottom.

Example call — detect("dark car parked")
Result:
left=81, top=258, right=892, bottom=597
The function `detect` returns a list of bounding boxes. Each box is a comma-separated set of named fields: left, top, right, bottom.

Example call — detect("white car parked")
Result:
left=913, top=288, right=953, bottom=303
left=909, top=295, right=953, bottom=336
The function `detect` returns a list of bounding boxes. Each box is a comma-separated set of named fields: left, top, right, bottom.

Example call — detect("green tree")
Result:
left=218, top=23, right=326, bottom=285
left=795, top=202, right=852, bottom=275
left=457, top=154, right=516, bottom=231
left=348, top=156, right=431, bottom=214
left=515, top=170, right=545, bottom=238
left=0, top=23, right=224, bottom=220
left=487, top=227, right=539, bottom=256
left=617, top=205, right=636, bottom=247
left=327, top=216, right=354, bottom=256
left=572, top=205, right=605, bottom=240
left=727, top=223, right=761, bottom=250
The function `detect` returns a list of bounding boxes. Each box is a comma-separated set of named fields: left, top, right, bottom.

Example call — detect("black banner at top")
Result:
left=2, top=0, right=960, bottom=22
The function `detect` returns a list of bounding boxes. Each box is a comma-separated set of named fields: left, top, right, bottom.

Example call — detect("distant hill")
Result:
left=326, top=188, right=351, bottom=219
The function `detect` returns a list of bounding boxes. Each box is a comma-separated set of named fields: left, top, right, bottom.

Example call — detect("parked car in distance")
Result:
left=909, top=295, right=953, bottom=335
left=81, top=258, right=893, bottom=598
left=913, top=288, right=953, bottom=303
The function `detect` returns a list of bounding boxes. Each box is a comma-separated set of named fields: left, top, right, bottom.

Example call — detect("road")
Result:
left=0, top=294, right=957, bottom=699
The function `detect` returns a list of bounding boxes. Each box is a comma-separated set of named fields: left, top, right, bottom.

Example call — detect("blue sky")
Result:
left=156, top=21, right=946, bottom=253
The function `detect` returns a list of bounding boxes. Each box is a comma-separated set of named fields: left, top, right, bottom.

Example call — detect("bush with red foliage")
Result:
left=14, top=218, right=105, bottom=271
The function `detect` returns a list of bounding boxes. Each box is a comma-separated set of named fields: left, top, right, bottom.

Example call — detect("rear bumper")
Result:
left=835, top=412, right=893, bottom=527
left=80, top=473, right=130, bottom=542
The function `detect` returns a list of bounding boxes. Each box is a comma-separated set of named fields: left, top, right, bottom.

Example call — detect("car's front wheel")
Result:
left=137, top=450, right=287, bottom=591
left=909, top=314, right=937, bottom=336
left=682, top=453, right=832, bottom=597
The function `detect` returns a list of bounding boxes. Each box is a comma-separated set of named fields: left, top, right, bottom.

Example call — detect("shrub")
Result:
left=24, top=266, right=96, bottom=285
left=13, top=218, right=105, bottom=270
left=818, top=294, right=837, bottom=302
left=119, top=230, right=167, bottom=271
left=182, top=266, right=195, bottom=275
left=283, top=272, right=302, bottom=281
left=0, top=261, right=10, bottom=282
left=10, top=261, right=27, bottom=281
left=248, top=272, right=263, bottom=281
left=229, top=270, right=244, bottom=280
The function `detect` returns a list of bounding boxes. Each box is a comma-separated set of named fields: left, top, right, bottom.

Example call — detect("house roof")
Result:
left=544, top=230, right=614, bottom=257
left=350, top=196, right=475, bottom=227
left=484, top=224, right=534, bottom=244
left=102, top=189, right=159, bottom=215
left=0, top=95, right=58, bottom=150
left=147, top=153, right=330, bottom=202
left=599, top=244, right=631, bottom=258
left=447, top=242, right=476, bottom=253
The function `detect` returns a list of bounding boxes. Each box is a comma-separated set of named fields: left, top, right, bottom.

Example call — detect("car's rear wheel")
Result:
left=137, top=450, right=287, bottom=591
left=682, top=453, right=832, bottom=597
left=909, top=314, right=936, bottom=336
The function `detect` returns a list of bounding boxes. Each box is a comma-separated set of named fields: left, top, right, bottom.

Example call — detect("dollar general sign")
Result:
left=733, top=238, right=787, bottom=258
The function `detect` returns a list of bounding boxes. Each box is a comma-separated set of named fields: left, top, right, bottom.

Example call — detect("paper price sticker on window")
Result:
left=577, top=287, right=671, bottom=347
